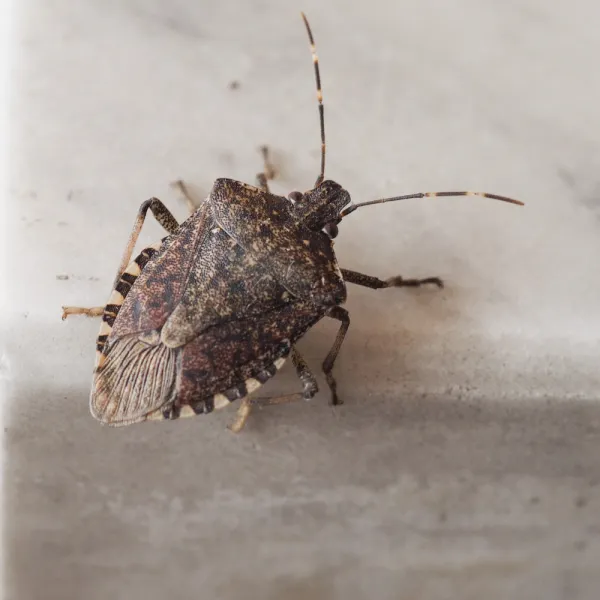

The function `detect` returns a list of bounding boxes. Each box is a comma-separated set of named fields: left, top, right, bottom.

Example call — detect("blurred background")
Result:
left=5, top=0, right=600, bottom=598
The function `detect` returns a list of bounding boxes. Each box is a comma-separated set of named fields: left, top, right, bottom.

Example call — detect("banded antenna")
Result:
left=298, top=14, right=524, bottom=214
left=341, top=191, right=524, bottom=217
left=301, top=13, right=326, bottom=187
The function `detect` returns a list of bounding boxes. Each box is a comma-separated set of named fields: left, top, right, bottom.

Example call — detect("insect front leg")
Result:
left=341, top=269, right=443, bottom=290
left=322, top=306, right=350, bottom=406
left=255, top=145, right=276, bottom=193
left=62, top=198, right=179, bottom=320
left=228, top=347, right=318, bottom=433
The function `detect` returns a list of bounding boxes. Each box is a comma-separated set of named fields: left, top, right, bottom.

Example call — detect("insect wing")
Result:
left=92, top=298, right=327, bottom=425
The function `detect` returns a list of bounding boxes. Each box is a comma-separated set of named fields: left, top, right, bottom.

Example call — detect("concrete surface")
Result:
left=4, top=0, right=600, bottom=598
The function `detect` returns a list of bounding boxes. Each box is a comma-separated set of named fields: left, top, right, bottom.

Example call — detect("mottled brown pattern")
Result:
left=110, top=179, right=348, bottom=352
left=91, top=173, right=349, bottom=425
left=109, top=205, right=211, bottom=340
left=211, top=179, right=347, bottom=306
left=160, top=223, right=290, bottom=349
left=92, top=297, right=325, bottom=424
left=291, top=180, right=350, bottom=231
left=176, top=299, right=327, bottom=412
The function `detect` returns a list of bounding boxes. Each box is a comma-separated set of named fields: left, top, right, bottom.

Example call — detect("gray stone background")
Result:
left=5, top=0, right=600, bottom=598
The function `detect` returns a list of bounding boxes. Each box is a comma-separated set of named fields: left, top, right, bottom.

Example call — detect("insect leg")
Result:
left=62, top=198, right=179, bottom=320
left=61, top=242, right=163, bottom=321
left=322, top=306, right=350, bottom=406
left=255, top=145, right=276, bottom=193
left=341, top=269, right=443, bottom=290
left=228, top=399, right=252, bottom=433
left=61, top=306, right=105, bottom=319
left=228, top=347, right=318, bottom=433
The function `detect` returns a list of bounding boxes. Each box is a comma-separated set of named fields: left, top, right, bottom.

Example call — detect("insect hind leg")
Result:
left=228, top=347, right=318, bottom=433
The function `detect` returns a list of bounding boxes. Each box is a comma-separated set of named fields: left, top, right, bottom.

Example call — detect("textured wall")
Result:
left=5, top=0, right=600, bottom=598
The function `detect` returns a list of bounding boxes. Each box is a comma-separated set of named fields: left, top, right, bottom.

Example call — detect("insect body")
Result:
left=63, top=14, right=523, bottom=432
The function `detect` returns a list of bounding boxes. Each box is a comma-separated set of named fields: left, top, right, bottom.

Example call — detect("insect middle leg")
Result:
left=62, top=198, right=179, bottom=320
left=341, top=269, right=443, bottom=290
left=229, top=347, right=318, bottom=433
left=255, top=145, right=276, bottom=193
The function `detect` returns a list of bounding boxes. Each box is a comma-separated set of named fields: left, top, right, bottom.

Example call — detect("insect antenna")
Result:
left=340, top=190, right=524, bottom=217
left=301, top=12, right=326, bottom=187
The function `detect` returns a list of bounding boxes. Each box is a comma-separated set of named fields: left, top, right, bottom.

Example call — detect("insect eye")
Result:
left=324, top=221, right=339, bottom=239
left=288, top=191, right=303, bottom=203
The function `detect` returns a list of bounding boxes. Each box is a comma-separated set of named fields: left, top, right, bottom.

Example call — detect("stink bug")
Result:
left=62, top=14, right=523, bottom=433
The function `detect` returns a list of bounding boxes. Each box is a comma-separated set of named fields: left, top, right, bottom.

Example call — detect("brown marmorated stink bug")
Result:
left=62, top=14, right=523, bottom=433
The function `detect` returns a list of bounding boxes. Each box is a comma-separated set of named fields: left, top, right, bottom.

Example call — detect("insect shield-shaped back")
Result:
left=211, top=178, right=349, bottom=307
left=90, top=178, right=350, bottom=426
